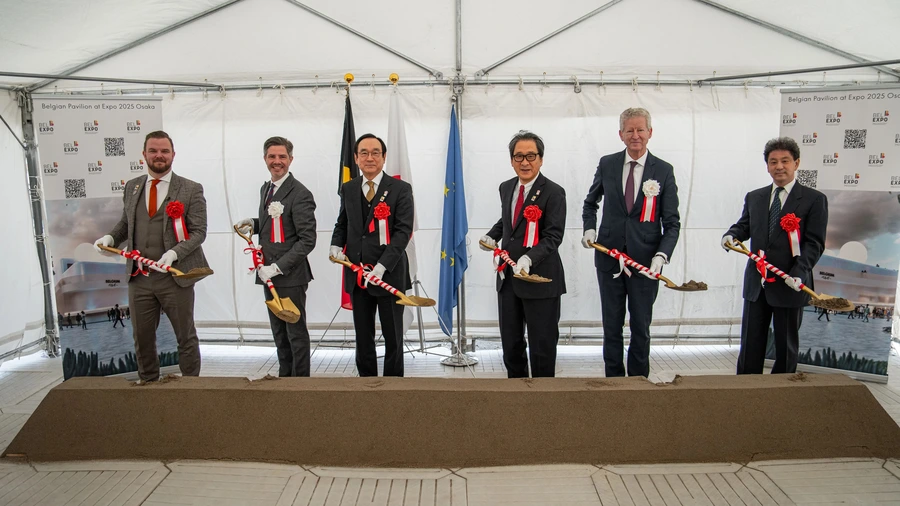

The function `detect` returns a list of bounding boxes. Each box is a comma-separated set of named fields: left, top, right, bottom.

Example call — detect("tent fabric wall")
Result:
left=0, top=92, right=47, bottom=358
left=145, top=84, right=779, bottom=336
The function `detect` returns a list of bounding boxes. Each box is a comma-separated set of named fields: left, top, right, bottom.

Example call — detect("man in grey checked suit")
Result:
left=94, top=130, right=209, bottom=382
left=234, top=136, right=317, bottom=377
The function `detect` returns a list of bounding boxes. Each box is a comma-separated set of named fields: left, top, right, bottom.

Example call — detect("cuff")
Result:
left=654, top=252, right=668, bottom=264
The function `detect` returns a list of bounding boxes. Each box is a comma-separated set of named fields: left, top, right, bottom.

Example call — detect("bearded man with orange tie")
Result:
left=94, top=131, right=209, bottom=382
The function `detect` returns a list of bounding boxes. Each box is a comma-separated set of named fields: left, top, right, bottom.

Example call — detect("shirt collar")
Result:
left=517, top=176, right=538, bottom=193
left=270, top=172, right=289, bottom=188
left=148, top=171, right=173, bottom=184
left=773, top=178, right=796, bottom=195
left=363, top=170, right=385, bottom=189
left=626, top=151, right=649, bottom=168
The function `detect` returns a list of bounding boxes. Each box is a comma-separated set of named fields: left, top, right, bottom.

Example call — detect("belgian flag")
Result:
left=338, top=95, right=358, bottom=309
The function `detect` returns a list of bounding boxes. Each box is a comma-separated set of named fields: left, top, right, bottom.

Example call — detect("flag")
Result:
left=438, top=104, right=468, bottom=336
left=386, top=91, right=418, bottom=334
left=338, top=95, right=359, bottom=310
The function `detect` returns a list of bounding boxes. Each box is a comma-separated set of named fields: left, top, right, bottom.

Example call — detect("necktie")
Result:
left=769, top=186, right=784, bottom=238
left=624, top=161, right=637, bottom=214
left=264, top=182, right=275, bottom=208
left=365, top=181, right=375, bottom=202
left=513, top=184, right=525, bottom=226
left=148, top=179, right=161, bottom=217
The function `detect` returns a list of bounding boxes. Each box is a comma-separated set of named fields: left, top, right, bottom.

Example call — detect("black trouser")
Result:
left=597, top=266, right=660, bottom=378
left=265, top=284, right=310, bottom=377
left=497, top=281, right=560, bottom=378
left=351, top=284, right=405, bottom=377
left=737, top=295, right=801, bottom=374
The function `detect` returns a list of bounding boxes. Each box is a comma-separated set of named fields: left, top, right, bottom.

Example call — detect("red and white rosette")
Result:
left=780, top=213, right=801, bottom=257
left=268, top=201, right=285, bottom=244
left=522, top=205, right=542, bottom=247
left=640, top=179, right=660, bottom=222
left=165, top=201, right=190, bottom=242
left=369, top=202, right=391, bottom=245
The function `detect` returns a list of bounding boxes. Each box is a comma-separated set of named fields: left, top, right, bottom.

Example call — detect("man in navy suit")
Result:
left=234, top=136, right=317, bottom=377
left=723, top=137, right=827, bottom=374
left=331, top=134, right=414, bottom=377
left=582, top=108, right=681, bottom=378
left=480, top=131, right=567, bottom=378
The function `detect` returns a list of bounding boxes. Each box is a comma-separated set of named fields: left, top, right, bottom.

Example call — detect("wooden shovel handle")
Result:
left=726, top=240, right=819, bottom=299
left=97, top=244, right=184, bottom=275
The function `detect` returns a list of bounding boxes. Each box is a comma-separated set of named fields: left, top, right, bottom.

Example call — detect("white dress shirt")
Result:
left=510, top=177, right=537, bottom=223
left=145, top=171, right=172, bottom=213
left=622, top=151, right=649, bottom=205
left=265, top=172, right=289, bottom=201
left=361, top=170, right=385, bottom=198
left=769, top=178, right=796, bottom=207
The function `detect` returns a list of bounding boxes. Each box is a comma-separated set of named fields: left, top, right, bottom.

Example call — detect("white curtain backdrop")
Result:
left=127, top=84, right=783, bottom=338
left=0, top=92, right=48, bottom=356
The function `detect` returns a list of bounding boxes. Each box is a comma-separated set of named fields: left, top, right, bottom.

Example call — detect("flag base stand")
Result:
left=440, top=352, right=478, bottom=367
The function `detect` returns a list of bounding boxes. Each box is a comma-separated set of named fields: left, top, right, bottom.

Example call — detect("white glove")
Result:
left=479, top=235, right=497, bottom=251
left=93, top=235, right=116, bottom=256
left=784, top=276, right=803, bottom=292
left=649, top=255, right=666, bottom=275
left=234, top=218, right=253, bottom=235
left=257, top=263, right=281, bottom=282
left=329, top=245, right=346, bottom=262
left=369, top=263, right=386, bottom=281
left=721, top=235, right=735, bottom=252
left=513, top=255, right=531, bottom=276
left=150, top=250, right=178, bottom=273
left=581, top=229, right=596, bottom=249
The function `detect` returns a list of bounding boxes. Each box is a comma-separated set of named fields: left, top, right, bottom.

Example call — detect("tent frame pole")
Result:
left=698, top=59, right=900, bottom=84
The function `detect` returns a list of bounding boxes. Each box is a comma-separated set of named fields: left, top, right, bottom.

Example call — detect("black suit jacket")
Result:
left=486, top=173, right=567, bottom=299
left=582, top=150, right=680, bottom=272
left=331, top=173, right=414, bottom=296
left=726, top=182, right=828, bottom=308
left=252, top=173, right=317, bottom=288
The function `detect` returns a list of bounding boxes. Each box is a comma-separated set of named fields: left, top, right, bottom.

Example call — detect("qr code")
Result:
left=843, top=129, right=866, bottom=149
left=796, top=169, right=818, bottom=189
left=104, top=137, right=125, bottom=156
left=64, top=179, right=86, bottom=199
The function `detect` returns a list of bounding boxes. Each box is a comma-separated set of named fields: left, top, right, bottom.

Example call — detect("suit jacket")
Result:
left=582, top=150, right=680, bottom=272
left=108, top=173, right=209, bottom=288
left=331, top=173, right=414, bottom=296
left=486, top=173, right=566, bottom=299
left=726, top=182, right=828, bottom=308
left=253, top=173, right=317, bottom=288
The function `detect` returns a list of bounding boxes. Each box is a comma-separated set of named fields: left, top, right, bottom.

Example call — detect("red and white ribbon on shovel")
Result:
left=640, top=179, right=660, bottom=223
left=606, top=248, right=659, bottom=281
left=268, top=201, right=285, bottom=244
left=522, top=205, right=542, bottom=247
left=780, top=213, right=801, bottom=257
left=369, top=202, right=391, bottom=245
left=166, top=201, right=190, bottom=242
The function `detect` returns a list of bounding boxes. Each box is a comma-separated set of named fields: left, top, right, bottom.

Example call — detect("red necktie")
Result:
left=148, top=179, right=161, bottom=217
left=513, top=184, right=525, bottom=226
left=624, top=161, right=637, bottom=214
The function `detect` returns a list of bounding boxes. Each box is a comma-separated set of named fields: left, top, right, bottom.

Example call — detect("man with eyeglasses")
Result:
left=480, top=131, right=567, bottom=377
left=581, top=108, right=681, bottom=378
left=234, top=136, right=317, bottom=377
left=331, top=133, right=414, bottom=377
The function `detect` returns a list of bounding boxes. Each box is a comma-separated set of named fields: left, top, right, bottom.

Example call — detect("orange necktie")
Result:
left=148, top=179, right=162, bottom=217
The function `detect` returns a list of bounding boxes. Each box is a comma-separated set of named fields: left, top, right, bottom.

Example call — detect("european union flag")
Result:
left=438, top=104, right=468, bottom=336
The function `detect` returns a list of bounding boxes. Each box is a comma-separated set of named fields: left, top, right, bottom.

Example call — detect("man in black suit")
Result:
left=235, top=136, right=317, bottom=377
left=582, top=108, right=681, bottom=378
left=330, top=133, right=414, bottom=377
left=723, top=137, right=827, bottom=374
left=480, top=131, right=566, bottom=378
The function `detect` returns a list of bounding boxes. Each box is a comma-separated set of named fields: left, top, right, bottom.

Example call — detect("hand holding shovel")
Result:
left=329, top=256, right=435, bottom=307
left=587, top=241, right=707, bottom=291
left=96, top=244, right=213, bottom=280
left=478, top=240, right=551, bottom=283
left=233, top=225, right=301, bottom=323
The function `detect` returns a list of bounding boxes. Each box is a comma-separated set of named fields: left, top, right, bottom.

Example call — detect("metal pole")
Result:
left=1, top=71, right=220, bottom=89
left=698, top=59, right=900, bottom=84
left=455, top=0, right=462, bottom=74
left=27, top=0, right=246, bottom=91
left=413, top=279, right=426, bottom=350
left=18, top=91, right=60, bottom=356
left=692, top=0, right=900, bottom=80
left=281, top=0, right=443, bottom=79
left=475, top=0, right=623, bottom=77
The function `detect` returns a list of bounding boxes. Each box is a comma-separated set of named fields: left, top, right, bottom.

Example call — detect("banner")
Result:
left=32, top=96, right=176, bottom=379
left=778, top=87, right=900, bottom=380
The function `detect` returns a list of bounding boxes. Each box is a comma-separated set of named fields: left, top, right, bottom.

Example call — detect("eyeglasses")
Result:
left=358, top=150, right=382, bottom=159
left=512, top=153, right=539, bottom=162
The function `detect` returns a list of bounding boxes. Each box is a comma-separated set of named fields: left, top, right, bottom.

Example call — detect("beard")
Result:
left=148, top=160, right=172, bottom=175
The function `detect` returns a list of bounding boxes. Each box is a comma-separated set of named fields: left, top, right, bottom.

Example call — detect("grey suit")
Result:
left=252, top=173, right=317, bottom=376
left=107, top=172, right=208, bottom=381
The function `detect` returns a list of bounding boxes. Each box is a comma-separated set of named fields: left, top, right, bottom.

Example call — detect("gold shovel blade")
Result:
left=395, top=293, right=437, bottom=307
left=266, top=298, right=300, bottom=323
left=513, top=272, right=552, bottom=283
left=809, top=294, right=855, bottom=312
left=170, top=267, right=214, bottom=280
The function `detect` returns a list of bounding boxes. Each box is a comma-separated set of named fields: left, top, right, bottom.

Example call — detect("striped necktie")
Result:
left=768, top=186, right=784, bottom=238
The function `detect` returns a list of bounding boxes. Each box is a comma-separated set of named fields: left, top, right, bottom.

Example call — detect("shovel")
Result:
left=725, top=240, right=855, bottom=312
left=329, top=256, right=436, bottom=307
left=97, top=244, right=213, bottom=280
left=232, top=225, right=301, bottom=323
left=478, top=240, right=551, bottom=283
left=588, top=241, right=708, bottom=291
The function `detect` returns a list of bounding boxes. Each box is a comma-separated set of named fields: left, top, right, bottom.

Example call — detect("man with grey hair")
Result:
left=481, top=131, right=567, bottom=377
left=581, top=108, right=681, bottom=378
left=234, top=136, right=317, bottom=376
